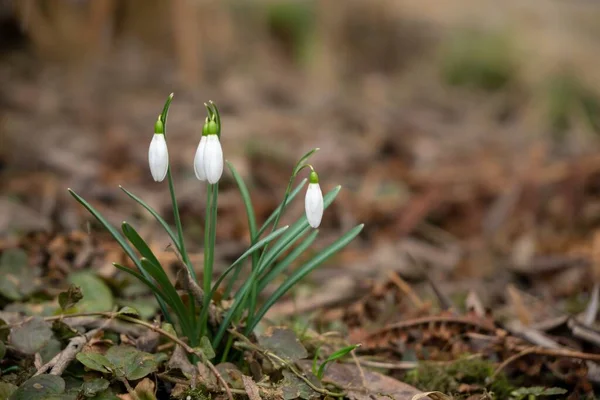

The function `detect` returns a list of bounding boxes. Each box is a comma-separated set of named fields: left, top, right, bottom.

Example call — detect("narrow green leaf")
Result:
left=160, top=93, right=174, bottom=126
left=119, top=186, right=180, bottom=252
left=123, top=223, right=190, bottom=328
left=258, top=185, right=341, bottom=275
left=211, top=225, right=290, bottom=294
left=227, top=161, right=258, bottom=266
left=317, top=344, right=360, bottom=379
left=292, top=147, right=320, bottom=176
left=122, top=222, right=163, bottom=272
left=246, top=224, right=364, bottom=334
left=139, top=258, right=192, bottom=336
left=312, top=347, right=320, bottom=377
left=68, top=189, right=171, bottom=320
left=215, top=185, right=342, bottom=346
left=256, top=220, right=310, bottom=275
left=198, top=225, right=290, bottom=333
left=256, top=179, right=307, bottom=238
left=68, top=189, right=139, bottom=268
left=258, top=229, right=319, bottom=292
left=113, top=263, right=167, bottom=302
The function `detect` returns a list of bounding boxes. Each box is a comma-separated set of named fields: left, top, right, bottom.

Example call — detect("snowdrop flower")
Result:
left=148, top=118, right=169, bottom=182
left=305, top=170, right=323, bottom=228
left=202, top=120, right=223, bottom=184
left=193, top=120, right=209, bottom=181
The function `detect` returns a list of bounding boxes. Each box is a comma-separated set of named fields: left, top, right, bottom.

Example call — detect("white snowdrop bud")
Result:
left=193, top=121, right=209, bottom=181
left=203, top=120, right=223, bottom=184
left=305, top=170, right=323, bottom=228
left=148, top=118, right=169, bottom=182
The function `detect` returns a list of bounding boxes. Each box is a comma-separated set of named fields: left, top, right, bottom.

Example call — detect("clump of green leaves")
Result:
left=76, top=345, right=164, bottom=381
left=69, top=94, right=363, bottom=362
left=405, top=357, right=514, bottom=399
left=440, top=29, right=516, bottom=92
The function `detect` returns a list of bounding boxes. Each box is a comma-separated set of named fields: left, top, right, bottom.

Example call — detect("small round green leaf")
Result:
left=68, top=272, right=114, bottom=312
left=76, top=352, right=113, bottom=374
left=0, top=382, right=17, bottom=399
left=257, top=327, right=307, bottom=363
left=9, top=374, right=65, bottom=400
left=199, top=336, right=215, bottom=360
left=81, top=378, right=110, bottom=397
left=105, top=345, right=158, bottom=380
left=10, top=317, right=53, bottom=355
left=0, top=248, right=41, bottom=301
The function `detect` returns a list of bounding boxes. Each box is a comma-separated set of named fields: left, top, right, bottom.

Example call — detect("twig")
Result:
left=353, top=359, right=419, bottom=370
left=349, top=348, right=367, bottom=388
left=36, top=327, right=101, bottom=376
left=388, top=271, right=424, bottom=309
left=229, top=329, right=345, bottom=397
left=5, top=312, right=233, bottom=400
left=568, top=318, right=600, bottom=348
left=362, top=315, right=496, bottom=344
left=492, top=346, right=600, bottom=379
left=157, top=373, right=273, bottom=396
left=491, top=347, right=536, bottom=379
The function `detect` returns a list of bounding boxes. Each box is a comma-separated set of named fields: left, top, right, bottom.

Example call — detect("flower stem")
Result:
left=201, top=182, right=219, bottom=336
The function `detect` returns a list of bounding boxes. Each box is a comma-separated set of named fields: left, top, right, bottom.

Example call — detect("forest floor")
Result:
left=2, top=1, right=600, bottom=398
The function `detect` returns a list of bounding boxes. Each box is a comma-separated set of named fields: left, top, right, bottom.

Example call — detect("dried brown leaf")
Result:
left=242, top=375, right=261, bottom=400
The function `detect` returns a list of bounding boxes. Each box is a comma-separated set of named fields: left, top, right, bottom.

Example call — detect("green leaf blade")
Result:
left=257, top=185, right=341, bottom=276
left=256, top=179, right=307, bottom=238
left=121, top=222, right=164, bottom=277
left=247, top=223, right=364, bottom=333
left=258, top=229, right=319, bottom=292
left=119, top=186, right=180, bottom=252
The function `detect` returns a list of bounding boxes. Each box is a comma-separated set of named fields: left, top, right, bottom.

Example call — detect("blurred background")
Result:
left=2, top=0, right=600, bottom=320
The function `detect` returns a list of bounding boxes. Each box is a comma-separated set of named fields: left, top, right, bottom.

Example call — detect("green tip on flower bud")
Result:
left=154, top=117, right=164, bottom=134
left=202, top=120, right=209, bottom=136
left=207, top=119, right=218, bottom=136
left=309, top=170, right=319, bottom=184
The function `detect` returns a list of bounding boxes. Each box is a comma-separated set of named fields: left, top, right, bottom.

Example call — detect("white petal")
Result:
left=305, top=183, right=323, bottom=228
left=148, top=134, right=169, bottom=182
left=203, top=135, right=223, bottom=184
left=193, top=136, right=207, bottom=181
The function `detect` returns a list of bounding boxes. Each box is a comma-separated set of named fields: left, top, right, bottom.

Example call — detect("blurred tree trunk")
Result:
left=171, top=0, right=201, bottom=86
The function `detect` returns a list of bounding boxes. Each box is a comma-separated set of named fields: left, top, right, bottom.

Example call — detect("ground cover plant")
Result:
left=0, top=94, right=364, bottom=399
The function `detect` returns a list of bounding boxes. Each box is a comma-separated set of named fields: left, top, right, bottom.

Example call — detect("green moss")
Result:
left=178, top=387, right=211, bottom=400
left=404, top=357, right=514, bottom=399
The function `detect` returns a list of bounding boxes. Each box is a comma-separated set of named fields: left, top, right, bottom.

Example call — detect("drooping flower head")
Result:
left=148, top=116, right=169, bottom=182
left=202, top=118, right=223, bottom=184
left=193, top=119, right=209, bottom=181
left=305, top=170, right=323, bottom=228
